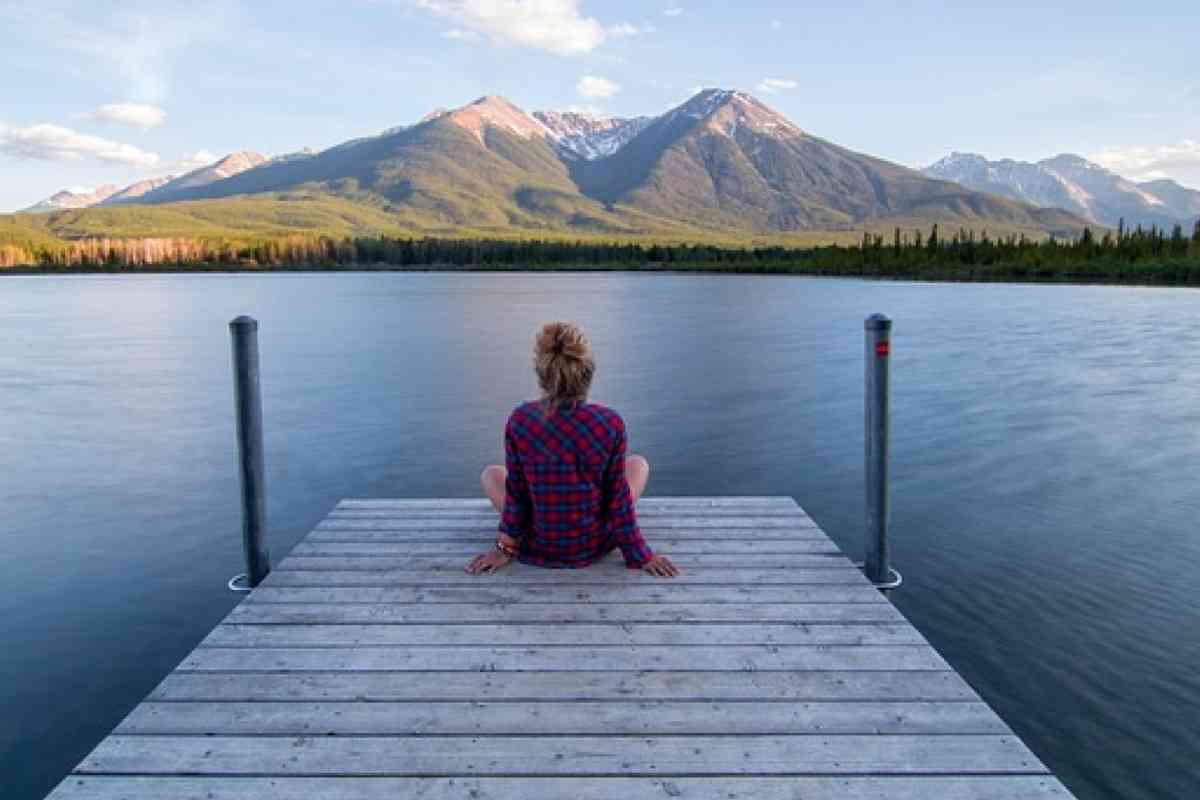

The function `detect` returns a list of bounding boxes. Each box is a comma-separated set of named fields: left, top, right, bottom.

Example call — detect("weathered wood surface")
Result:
left=46, top=776, right=1078, bottom=799
left=264, top=566, right=872, bottom=586
left=148, top=670, right=981, bottom=702
left=77, top=734, right=1043, bottom=775
left=293, top=539, right=843, bottom=554
left=201, top=621, right=926, bottom=646
left=116, top=700, right=1010, bottom=735
left=46, top=496, right=1077, bottom=799
left=181, top=644, right=952, bottom=671
left=315, top=518, right=823, bottom=530
left=227, top=601, right=906, bottom=623
left=245, top=584, right=890, bottom=603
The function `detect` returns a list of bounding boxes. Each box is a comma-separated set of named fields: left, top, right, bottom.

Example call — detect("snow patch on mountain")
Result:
left=437, top=97, right=652, bottom=160
left=271, top=147, right=317, bottom=164
left=676, top=89, right=736, bottom=119
left=532, top=110, right=652, bottom=160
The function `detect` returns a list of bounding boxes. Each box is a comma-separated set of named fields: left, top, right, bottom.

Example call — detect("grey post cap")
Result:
left=230, top=316, right=259, bottom=330
left=864, top=313, right=892, bottom=330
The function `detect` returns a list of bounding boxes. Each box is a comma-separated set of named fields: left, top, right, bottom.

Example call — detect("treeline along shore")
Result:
left=4, top=221, right=1200, bottom=285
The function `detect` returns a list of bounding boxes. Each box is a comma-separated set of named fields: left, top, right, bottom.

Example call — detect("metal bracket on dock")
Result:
left=871, top=567, right=903, bottom=590
left=854, top=563, right=903, bottom=591
left=227, top=573, right=252, bottom=593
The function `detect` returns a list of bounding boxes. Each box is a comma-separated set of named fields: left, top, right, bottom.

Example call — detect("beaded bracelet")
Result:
left=495, top=539, right=518, bottom=558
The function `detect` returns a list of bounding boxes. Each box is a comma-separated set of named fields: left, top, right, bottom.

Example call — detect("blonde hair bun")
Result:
left=534, top=322, right=595, bottom=409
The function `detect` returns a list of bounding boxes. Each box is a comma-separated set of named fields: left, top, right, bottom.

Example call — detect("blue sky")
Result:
left=2, top=0, right=1198, bottom=211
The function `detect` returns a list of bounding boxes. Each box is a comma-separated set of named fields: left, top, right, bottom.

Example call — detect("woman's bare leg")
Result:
left=626, top=454, right=650, bottom=503
left=481, top=465, right=506, bottom=513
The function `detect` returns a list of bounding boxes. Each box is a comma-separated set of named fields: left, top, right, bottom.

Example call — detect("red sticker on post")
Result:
left=875, top=341, right=890, bottom=357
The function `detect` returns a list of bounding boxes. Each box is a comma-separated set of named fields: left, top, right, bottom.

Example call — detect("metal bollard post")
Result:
left=229, top=316, right=270, bottom=590
left=864, top=314, right=900, bottom=590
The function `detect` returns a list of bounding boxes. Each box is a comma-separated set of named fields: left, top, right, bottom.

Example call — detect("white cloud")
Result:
left=177, top=150, right=219, bottom=170
left=757, top=77, right=798, bottom=94
left=1090, top=140, right=1200, bottom=188
left=664, top=7, right=683, bottom=16
left=441, top=27, right=480, bottom=40
left=415, top=0, right=606, bottom=55
left=606, top=22, right=642, bottom=37
left=577, top=75, right=621, bottom=100
left=0, top=122, right=159, bottom=167
left=770, top=19, right=782, bottom=29
left=88, top=102, right=166, bottom=128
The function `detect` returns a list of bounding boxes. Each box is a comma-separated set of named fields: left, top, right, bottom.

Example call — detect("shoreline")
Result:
left=3, top=261, right=1200, bottom=288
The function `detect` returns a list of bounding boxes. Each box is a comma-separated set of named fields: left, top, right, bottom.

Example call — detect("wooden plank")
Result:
left=181, top=645, right=950, bottom=672
left=327, top=510, right=814, bottom=520
left=226, top=602, right=905, bottom=624
left=292, top=540, right=843, bottom=555
left=262, top=567, right=872, bottom=587
left=306, top=528, right=834, bottom=542
left=202, top=622, right=926, bottom=648
left=316, top=518, right=821, bottom=531
left=74, top=734, right=1046, bottom=776
left=338, top=497, right=801, bottom=510
left=243, top=584, right=891, bottom=605
left=48, top=775, right=1078, bottom=799
left=277, top=554, right=852, bottom=570
left=116, top=700, right=1009, bottom=736
left=149, top=670, right=980, bottom=703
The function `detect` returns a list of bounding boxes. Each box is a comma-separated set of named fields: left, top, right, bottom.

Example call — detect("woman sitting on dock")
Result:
left=467, top=322, right=679, bottom=578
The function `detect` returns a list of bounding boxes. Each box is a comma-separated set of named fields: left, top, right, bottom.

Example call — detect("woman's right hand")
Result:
left=641, top=555, right=679, bottom=577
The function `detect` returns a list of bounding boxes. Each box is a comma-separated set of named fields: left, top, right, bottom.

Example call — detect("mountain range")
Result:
left=27, top=152, right=269, bottom=212
left=25, top=184, right=121, bottom=212
left=19, top=90, right=1098, bottom=239
left=923, top=152, right=1200, bottom=229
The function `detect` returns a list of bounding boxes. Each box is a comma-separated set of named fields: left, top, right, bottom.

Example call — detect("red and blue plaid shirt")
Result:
left=499, top=400, right=653, bottom=568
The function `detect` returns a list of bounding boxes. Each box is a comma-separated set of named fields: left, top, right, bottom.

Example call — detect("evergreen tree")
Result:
left=1171, top=224, right=1186, bottom=255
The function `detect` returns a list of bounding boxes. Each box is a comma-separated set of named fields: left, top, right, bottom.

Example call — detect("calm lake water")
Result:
left=1, top=273, right=1198, bottom=799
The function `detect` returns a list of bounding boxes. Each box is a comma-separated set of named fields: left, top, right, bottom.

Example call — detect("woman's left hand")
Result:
left=465, top=549, right=513, bottom=575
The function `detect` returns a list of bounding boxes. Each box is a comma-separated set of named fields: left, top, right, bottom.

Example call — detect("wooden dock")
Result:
left=48, top=496, right=1076, bottom=799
